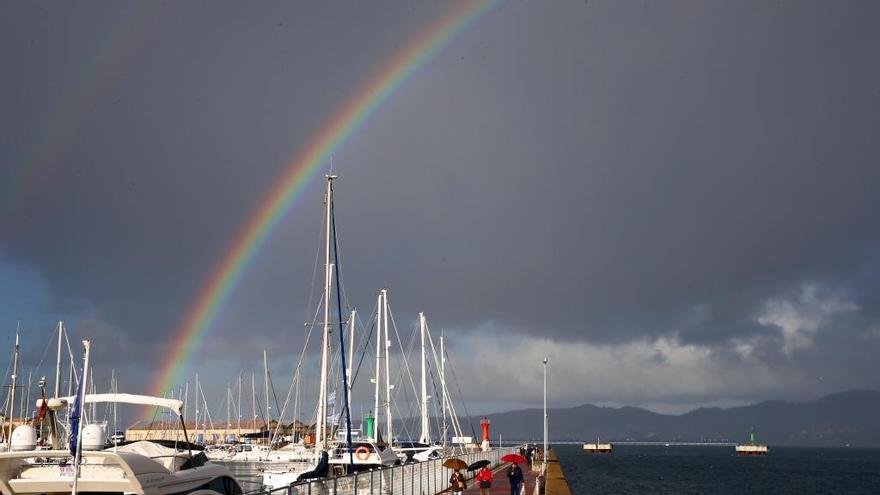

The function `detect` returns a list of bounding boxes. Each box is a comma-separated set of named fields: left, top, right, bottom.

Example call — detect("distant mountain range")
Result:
left=450, top=390, right=880, bottom=447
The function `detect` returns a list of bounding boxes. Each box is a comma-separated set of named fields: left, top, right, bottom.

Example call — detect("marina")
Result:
left=0, top=174, right=567, bottom=495
left=3, top=0, right=879, bottom=492
left=0, top=329, right=564, bottom=495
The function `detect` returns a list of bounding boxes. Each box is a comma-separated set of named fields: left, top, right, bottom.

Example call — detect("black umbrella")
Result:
left=467, top=459, right=490, bottom=471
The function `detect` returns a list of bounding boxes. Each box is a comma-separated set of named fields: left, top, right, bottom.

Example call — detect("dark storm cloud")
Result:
left=2, top=0, right=879, bottom=410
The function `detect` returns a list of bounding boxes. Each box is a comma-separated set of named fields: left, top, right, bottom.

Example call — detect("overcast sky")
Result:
left=1, top=0, right=879, bottom=425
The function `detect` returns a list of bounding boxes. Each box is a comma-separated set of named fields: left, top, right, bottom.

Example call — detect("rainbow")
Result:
left=148, top=0, right=500, bottom=400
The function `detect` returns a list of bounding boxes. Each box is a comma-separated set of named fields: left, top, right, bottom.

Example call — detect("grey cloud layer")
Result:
left=1, top=0, right=879, bottom=410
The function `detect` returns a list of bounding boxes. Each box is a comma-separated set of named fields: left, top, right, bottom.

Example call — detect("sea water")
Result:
left=219, top=446, right=880, bottom=494
left=554, top=444, right=880, bottom=494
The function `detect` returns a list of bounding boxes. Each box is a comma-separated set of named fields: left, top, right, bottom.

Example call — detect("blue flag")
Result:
left=69, top=371, right=84, bottom=456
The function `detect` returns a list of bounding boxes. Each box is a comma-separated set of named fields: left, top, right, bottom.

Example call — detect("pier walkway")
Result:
left=456, top=450, right=570, bottom=495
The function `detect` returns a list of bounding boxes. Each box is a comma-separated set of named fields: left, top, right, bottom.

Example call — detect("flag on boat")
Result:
left=37, top=389, right=48, bottom=421
left=327, top=391, right=336, bottom=406
left=327, top=412, right=341, bottom=425
left=68, top=370, right=84, bottom=455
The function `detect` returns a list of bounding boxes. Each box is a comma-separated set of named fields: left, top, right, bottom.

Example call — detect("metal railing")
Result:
left=247, top=446, right=521, bottom=495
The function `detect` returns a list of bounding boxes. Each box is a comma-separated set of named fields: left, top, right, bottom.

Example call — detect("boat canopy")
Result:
left=47, top=393, right=183, bottom=416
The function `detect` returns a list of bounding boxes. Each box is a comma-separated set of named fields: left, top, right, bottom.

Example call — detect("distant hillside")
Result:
left=452, top=390, right=880, bottom=447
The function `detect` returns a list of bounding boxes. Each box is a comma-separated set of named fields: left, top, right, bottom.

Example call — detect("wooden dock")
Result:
left=456, top=449, right=571, bottom=495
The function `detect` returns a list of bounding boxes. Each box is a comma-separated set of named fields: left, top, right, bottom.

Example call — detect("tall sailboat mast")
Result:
left=112, top=370, right=118, bottom=445
left=373, top=291, right=382, bottom=441
left=263, top=350, right=270, bottom=434
left=54, top=322, right=63, bottom=398
left=194, top=373, right=200, bottom=440
left=251, top=372, right=257, bottom=427
left=316, top=174, right=336, bottom=454
left=7, top=331, right=20, bottom=451
left=383, top=289, right=393, bottom=445
left=226, top=384, right=231, bottom=441
left=347, top=309, right=356, bottom=419
left=419, top=312, right=430, bottom=444
left=51, top=322, right=64, bottom=447
left=70, top=340, right=91, bottom=495
left=440, top=331, right=447, bottom=447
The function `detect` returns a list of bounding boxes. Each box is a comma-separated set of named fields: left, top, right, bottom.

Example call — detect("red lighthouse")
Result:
left=480, top=417, right=491, bottom=451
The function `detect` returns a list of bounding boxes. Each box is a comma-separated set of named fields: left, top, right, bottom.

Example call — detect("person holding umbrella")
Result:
left=449, top=469, right=466, bottom=494
left=476, top=464, right=494, bottom=495
left=444, top=458, right=468, bottom=494
left=507, top=462, right=524, bottom=495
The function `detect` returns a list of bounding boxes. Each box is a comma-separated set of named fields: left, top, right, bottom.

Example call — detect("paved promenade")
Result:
left=455, top=450, right=569, bottom=495
left=457, top=462, right=539, bottom=495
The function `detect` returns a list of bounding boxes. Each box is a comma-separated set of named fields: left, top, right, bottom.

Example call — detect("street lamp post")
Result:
left=543, top=357, right=548, bottom=473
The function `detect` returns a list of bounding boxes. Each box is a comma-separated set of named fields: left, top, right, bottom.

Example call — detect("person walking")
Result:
left=476, top=464, right=494, bottom=495
left=449, top=469, right=466, bottom=494
left=507, top=462, right=524, bottom=495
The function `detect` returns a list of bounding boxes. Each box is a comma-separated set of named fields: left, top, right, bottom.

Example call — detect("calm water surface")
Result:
left=218, top=446, right=880, bottom=494
left=554, top=444, right=880, bottom=494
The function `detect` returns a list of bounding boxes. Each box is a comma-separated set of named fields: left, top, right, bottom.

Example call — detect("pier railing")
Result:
left=247, top=446, right=521, bottom=495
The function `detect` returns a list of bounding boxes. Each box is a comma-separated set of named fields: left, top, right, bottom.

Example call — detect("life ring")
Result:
left=355, top=446, right=370, bottom=461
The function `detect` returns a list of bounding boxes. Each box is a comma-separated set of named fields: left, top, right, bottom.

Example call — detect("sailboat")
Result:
left=386, top=311, right=447, bottom=463
left=263, top=174, right=361, bottom=489
left=324, top=289, right=398, bottom=472
left=264, top=175, right=470, bottom=489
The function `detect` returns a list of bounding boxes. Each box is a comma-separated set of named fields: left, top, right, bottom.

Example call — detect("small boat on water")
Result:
left=735, top=432, right=768, bottom=455
left=583, top=437, right=613, bottom=454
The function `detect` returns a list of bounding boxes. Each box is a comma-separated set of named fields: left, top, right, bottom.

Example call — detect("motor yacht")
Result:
left=0, top=393, right=244, bottom=495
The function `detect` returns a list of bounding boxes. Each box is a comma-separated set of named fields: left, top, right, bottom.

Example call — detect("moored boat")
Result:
left=735, top=432, right=768, bottom=455
left=0, top=392, right=244, bottom=495
left=583, top=437, right=613, bottom=454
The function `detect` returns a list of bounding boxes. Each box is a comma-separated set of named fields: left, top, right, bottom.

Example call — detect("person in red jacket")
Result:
left=476, top=465, right=494, bottom=495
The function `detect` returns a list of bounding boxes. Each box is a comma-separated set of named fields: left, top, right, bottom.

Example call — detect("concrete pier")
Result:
left=544, top=450, right=572, bottom=495
left=457, top=449, right=571, bottom=495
